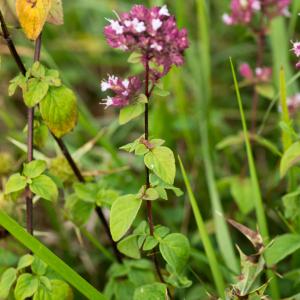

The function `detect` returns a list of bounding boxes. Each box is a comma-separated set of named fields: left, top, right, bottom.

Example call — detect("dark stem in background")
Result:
left=52, top=135, right=122, bottom=263
left=25, top=34, right=42, bottom=235
left=0, top=10, right=122, bottom=262
left=250, top=17, right=266, bottom=133
left=144, top=58, right=171, bottom=298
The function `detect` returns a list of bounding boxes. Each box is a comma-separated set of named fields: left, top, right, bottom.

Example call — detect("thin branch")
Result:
left=0, top=10, right=122, bottom=262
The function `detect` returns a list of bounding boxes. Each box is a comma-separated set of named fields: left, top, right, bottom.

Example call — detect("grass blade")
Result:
left=0, top=210, right=106, bottom=300
left=178, top=155, right=225, bottom=298
left=230, top=58, right=280, bottom=299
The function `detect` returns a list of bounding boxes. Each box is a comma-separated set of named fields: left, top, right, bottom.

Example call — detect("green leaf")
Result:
left=153, top=86, right=170, bottom=97
left=159, top=233, right=190, bottom=274
left=280, top=142, right=300, bottom=177
left=30, top=62, right=46, bottom=78
left=74, top=182, right=97, bottom=203
left=110, top=194, right=142, bottom=241
left=119, top=103, right=145, bottom=125
left=230, top=177, right=254, bottom=215
left=40, top=86, right=77, bottom=138
left=23, top=78, right=49, bottom=107
left=14, top=273, right=39, bottom=300
left=29, top=174, right=58, bottom=201
left=144, top=146, right=176, bottom=185
left=136, top=94, right=148, bottom=104
left=5, top=173, right=27, bottom=194
left=31, top=257, right=47, bottom=275
left=135, top=144, right=149, bottom=156
left=0, top=268, right=17, bottom=299
left=142, top=236, right=158, bottom=251
left=154, top=225, right=170, bottom=240
left=0, top=210, right=105, bottom=299
left=65, top=195, right=94, bottom=226
left=133, top=283, right=167, bottom=300
left=143, top=188, right=159, bottom=201
left=51, top=280, right=73, bottom=300
left=117, top=235, right=141, bottom=259
left=33, top=286, right=52, bottom=300
left=8, top=74, right=26, bottom=96
left=128, top=52, right=142, bottom=64
left=265, top=234, right=300, bottom=266
left=44, top=69, right=62, bottom=87
left=23, top=160, right=47, bottom=178
left=255, top=84, right=275, bottom=100
left=17, top=254, right=34, bottom=270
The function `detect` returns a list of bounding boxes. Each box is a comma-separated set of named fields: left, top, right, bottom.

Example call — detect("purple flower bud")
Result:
left=100, top=75, right=142, bottom=108
left=104, top=5, right=189, bottom=78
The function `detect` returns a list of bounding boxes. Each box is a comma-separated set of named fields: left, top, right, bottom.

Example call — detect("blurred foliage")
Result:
left=1, top=0, right=300, bottom=299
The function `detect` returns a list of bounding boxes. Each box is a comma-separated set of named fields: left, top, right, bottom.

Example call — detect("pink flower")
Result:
left=223, top=0, right=290, bottom=26
left=292, top=41, right=300, bottom=68
left=104, top=5, right=189, bottom=78
left=100, top=75, right=142, bottom=108
left=285, top=94, right=300, bottom=115
left=239, top=63, right=272, bottom=83
left=255, top=67, right=272, bottom=82
left=239, top=63, right=253, bottom=79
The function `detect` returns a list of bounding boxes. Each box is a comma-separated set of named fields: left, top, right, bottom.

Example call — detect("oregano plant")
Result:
left=100, top=5, right=191, bottom=298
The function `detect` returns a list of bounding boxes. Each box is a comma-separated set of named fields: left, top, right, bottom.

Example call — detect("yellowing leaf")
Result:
left=16, top=0, right=51, bottom=40
left=47, top=0, right=64, bottom=25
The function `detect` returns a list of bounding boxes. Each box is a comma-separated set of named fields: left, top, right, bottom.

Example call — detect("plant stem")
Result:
left=25, top=34, right=42, bottom=235
left=0, top=11, right=122, bottom=262
left=144, top=58, right=170, bottom=296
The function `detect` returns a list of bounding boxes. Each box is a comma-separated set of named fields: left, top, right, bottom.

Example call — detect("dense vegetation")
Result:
left=1, top=0, right=300, bottom=299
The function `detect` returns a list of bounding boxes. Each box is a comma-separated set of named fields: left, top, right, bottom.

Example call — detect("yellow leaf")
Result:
left=47, top=0, right=64, bottom=25
left=16, top=0, right=51, bottom=40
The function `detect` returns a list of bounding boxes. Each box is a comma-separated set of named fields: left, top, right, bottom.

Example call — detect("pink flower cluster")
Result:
left=286, top=94, right=300, bottom=115
left=104, top=5, right=189, bottom=78
left=292, top=41, right=300, bottom=69
left=101, top=75, right=142, bottom=108
left=223, top=0, right=290, bottom=26
left=239, top=63, right=272, bottom=83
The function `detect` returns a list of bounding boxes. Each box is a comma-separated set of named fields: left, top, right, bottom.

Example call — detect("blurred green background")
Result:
left=1, top=0, right=300, bottom=299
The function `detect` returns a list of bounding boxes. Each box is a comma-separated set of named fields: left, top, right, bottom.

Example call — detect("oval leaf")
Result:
left=23, top=160, right=47, bottom=178
left=117, top=235, right=141, bottom=259
left=265, top=234, right=300, bottom=266
left=14, top=273, right=39, bottom=300
left=5, top=173, right=27, bottom=194
left=110, top=194, right=142, bottom=241
left=280, top=142, right=300, bottom=178
left=23, top=78, right=49, bottom=108
left=133, top=283, right=167, bottom=300
left=159, top=233, right=190, bottom=273
left=16, top=0, right=51, bottom=40
left=0, top=268, right=17, bottom=299
left=29, top=174, right=58, bottom=201
left=40, top=86, right=77, bottom=138
left=144, top=146, right=176, bottom=185
left=119, top=103, right=145, bottom=125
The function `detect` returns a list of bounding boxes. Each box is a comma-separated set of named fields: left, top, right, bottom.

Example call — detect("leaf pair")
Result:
left=16, top=0, right=64, bottom=41
left=5, top=160, right=58, bottom=202
left=9, top=63, right=77, bottom=138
